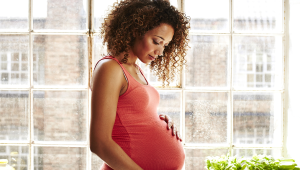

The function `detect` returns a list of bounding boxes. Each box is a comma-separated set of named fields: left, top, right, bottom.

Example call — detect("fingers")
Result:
left=172, top=125, right=182, bottom=141
left=172, top=125, right=176, bottom=135
left=159, top=114, right=165, bottom=120
left=177, top=132, right=182, bottom=142
left=173, top=127, right=182, bottom=141
left=167, top=120, right=173, bottom=130
left=159, top=114, right=172, bottom=130
left=160, top=114, right=172, bottom=129
left=159, top=114, right=182, bottom=141
left=166, top=115, right=172, bottom=130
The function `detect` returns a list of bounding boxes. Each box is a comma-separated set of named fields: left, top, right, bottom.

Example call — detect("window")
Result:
left=0, top=0, right=289, bottom=169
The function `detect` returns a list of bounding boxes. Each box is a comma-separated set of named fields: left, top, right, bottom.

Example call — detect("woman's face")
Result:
left=131, top=23, right=174, bottom=64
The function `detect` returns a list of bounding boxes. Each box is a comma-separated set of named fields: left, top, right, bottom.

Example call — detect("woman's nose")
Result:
left=154, top=47, right=163, bottom=56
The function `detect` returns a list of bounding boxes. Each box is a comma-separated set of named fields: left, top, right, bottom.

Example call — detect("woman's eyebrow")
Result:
left=154, top=35, right=165, bottom=40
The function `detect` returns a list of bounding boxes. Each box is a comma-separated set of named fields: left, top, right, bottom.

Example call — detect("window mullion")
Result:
left=230, top=0, right=234, bottom=157
left=181, top=89, right=185, bottom=144
left=0, top=32, right=30, bottom=34
left=281, top=0, right=286, bottom=157
left=233, top=145, right=282, bottom=149
left=29, top=0, right=33, bottom=169
left=32, top=143, right=88, bottom=147
left=30, top=31, right=88, bottom=35
left=179, top=3, right=186, bottom=170
left=282, top=0, right=288, bottom=158
left=184, top=145, right=230, bottom=149
left=177, top=0, right=182, bottom=12
left=88, top=0, right=93, bottom=169
left=189, top=32, right=285, bottom=36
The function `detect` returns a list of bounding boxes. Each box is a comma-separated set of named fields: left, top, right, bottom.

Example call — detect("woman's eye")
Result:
left=153, top=40, right=159, bottom=45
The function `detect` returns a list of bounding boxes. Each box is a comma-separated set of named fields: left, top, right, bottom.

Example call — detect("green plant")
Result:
left=205, top=154, right=298, bottom=170
left=205, top=153, right=247, bottom=170
left=244, top=155, right=279, bottom=170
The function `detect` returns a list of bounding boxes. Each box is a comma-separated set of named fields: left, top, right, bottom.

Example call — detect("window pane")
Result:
left=11, top=73, right=20, bottom=84
left=0, top=91, right=28, bottom=141
left=93, top=36, right=107, bottom=69
left=1, top=63, right=8, bottom=70
left=185, top=92, right=228, bottom=144
left=139, top=63, right=177, bottom=86
left=91, top=152, right=104, bottom=170
left=185, top=0, right=229, bottom=32
left=20, top=73, right=28, bottom=84
left=233, top=92, right=282, bottom=145
left=139, top=63, right=165, bottom=86
left=0, top=0, right=28, bottom=30
left=33, top=91, right=87, bottom=142
left=12, top=53, right=19, bottom=61
left=33, top=35, right=88, bottom=86
left=11, top=63, right=19, bottom=71
left=0, top=145, right=29, bottom=170
left=169, top=0, right=178, bottom=8
left=157, top=91, right=181, bottom=131
left=185, top=149, right=228, bottom=170
left=33, top=0, right=87, bottom=30
left=0, top=35, right=29, bottom=85
left=1, top=54, right=8, bottom=61
left=94, top=0, right=117, bottom=31
left=34, top=146, right=86, bottom=170
left=21, top=53, right=28, bottom=61
left=186, top=35, right=229, bottom=87
left=233, top=36, right=283, bottom=89
left=233, top=0, right=283, bottom=33
left=1, top=73, right=9, bottom=83
left=21, top=63, right=28, bottom=71
left=233, top=149, right=281, bottom=158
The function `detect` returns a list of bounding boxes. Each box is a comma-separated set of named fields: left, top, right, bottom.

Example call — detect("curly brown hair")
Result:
left=100, top=0, right=190, bottom=86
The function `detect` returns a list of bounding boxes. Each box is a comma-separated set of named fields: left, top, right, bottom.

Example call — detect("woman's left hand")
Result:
left=159, top=114, right=182, bottom=142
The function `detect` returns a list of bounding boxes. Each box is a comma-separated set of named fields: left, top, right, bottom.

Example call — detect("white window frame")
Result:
left=0, top=0, right=289, bottom=169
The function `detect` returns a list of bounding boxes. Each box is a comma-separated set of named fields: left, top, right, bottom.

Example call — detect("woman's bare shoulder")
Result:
left=92, top=58, right=124, bottom=91
left=94, top=59, right=122, bottom=73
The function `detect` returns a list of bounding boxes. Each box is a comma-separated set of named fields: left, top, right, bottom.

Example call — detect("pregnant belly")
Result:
left=128, top=119, right=185, bottom=170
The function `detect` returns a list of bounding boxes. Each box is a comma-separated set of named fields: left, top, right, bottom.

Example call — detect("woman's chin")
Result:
left=139, top=59, right=151, bottom=65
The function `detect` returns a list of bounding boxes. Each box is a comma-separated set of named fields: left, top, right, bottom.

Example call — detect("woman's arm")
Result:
left=90, top=60, right=143, bottom=170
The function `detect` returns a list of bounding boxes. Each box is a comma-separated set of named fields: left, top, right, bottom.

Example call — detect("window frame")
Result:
left=0, top=0, right=288, bottom=169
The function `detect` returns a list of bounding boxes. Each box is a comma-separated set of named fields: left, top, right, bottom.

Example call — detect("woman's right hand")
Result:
left=159, top=114, right=182, bottom=141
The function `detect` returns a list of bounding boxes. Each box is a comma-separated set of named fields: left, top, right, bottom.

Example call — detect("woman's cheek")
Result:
left=142, top=39, right=154, bottom=52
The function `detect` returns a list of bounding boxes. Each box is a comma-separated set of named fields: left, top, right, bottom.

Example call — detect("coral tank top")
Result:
left=95, top=56, right=185, bottom=170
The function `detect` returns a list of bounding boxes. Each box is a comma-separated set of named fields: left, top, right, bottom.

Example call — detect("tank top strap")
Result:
left=94, top=56, right=131, bottom=83
left=135, top=64, right=149, bottom=85
left=93, top=56, right=122, bottom=72
left=93, top=56, right=148, bottom=94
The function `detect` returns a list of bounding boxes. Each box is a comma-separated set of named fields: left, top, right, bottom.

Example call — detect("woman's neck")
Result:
left=115, top=51, right=138, bottom=66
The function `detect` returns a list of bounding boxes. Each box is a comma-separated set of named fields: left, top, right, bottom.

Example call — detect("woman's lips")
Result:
left=149, top=54, right=155, bottom=60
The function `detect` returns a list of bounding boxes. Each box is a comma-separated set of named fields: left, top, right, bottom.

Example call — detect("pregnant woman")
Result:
left=90, top=0, right=190, bottom=169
